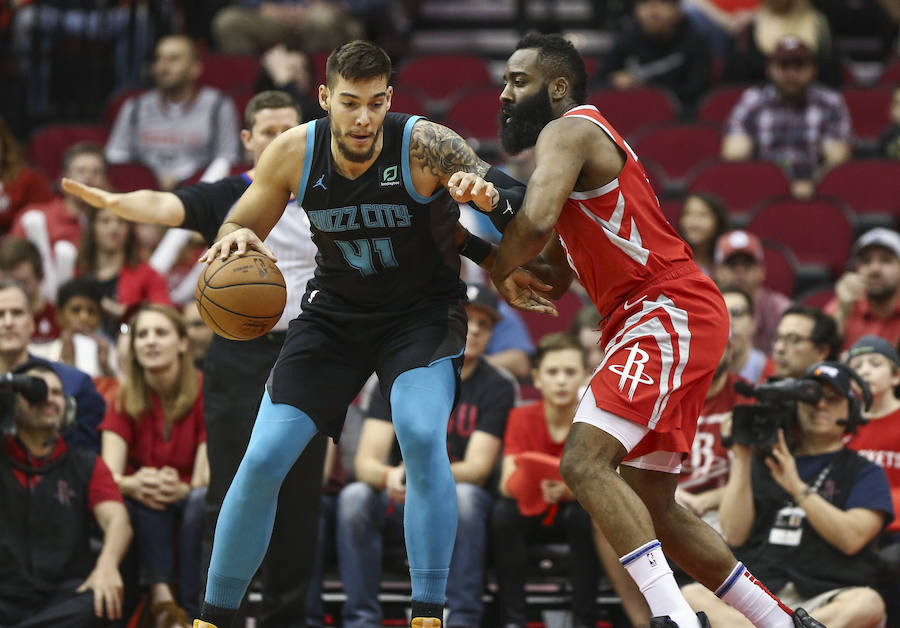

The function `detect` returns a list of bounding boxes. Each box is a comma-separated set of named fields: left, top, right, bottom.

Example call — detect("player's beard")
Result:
left=334, top=124, right=384, bottom=163
left=499, top=87, right=555, bottom=155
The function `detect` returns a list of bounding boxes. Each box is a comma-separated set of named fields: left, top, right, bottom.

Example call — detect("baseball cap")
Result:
left=714, top=230, right=764, bottom=265
left=854, top=227, right=900, bottom=259
left=847, top=335, right=900, bottom=366
left=771, top=36, right=815, bottom=63
left=466, top=283, right=502, bottom=323
left=804, top=361, right=864, bottom=404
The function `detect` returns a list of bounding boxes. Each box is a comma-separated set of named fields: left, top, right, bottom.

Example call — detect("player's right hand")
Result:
left=200, top=227, right=277, bottom=263
left=61, top=178, right=114, bottom=209
left=492, top=267, right=557, bottom=316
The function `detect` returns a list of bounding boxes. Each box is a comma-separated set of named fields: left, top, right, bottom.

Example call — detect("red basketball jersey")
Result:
left=556, top=105, right=694, bottom=318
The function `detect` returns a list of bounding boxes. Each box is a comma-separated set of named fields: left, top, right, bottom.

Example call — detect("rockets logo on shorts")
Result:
left=609, top=342, right=655, bottom=400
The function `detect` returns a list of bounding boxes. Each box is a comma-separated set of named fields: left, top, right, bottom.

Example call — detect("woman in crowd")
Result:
left=100, top=304, right=207, bottom=628
left=0, top=115, right=53, bottom=232
left=77, top=208, right=171, bottom=337
left=677, top=192, right=730, bottom=276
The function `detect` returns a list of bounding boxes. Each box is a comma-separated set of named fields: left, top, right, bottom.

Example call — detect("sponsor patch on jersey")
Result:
left=379, top=165, right=401, bottom=187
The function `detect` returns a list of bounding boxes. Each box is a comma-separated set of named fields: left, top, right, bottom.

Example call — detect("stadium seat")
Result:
left=799, top=285, right=836, bottom=309
left=686, top=160, right=791, bottom=218
left=816, top=159, right=900, bottom=226
left=27, top=124, right=109, bottom=179
left=444, top=86, right=501, bottom=151
left=640, top=159, right=667, bottom=199
left=633, top=123, right=722, bottom=192
left=395, top=55, right=492, bottom=103
left=107, top=162, right=158, bottom=193
left=658, top=198, right=683, bottom=227
left=761, top=239, right=798, bottom=298
left=586, top=87, right=678, bottom=139
left=879, top=57, right=900, bottom=86
left=388, top=88, right=428, bottom=116
left=229, top=85, right=256, bottom=121
left=200, top=53, right=260, bottom=92
left=842, top=86, right=892, bottom=145
left=696, top=85, right=750, bottom=127
left=748, top=196, right=854, bottom=278
left=519, top=290, right=584, bottom=346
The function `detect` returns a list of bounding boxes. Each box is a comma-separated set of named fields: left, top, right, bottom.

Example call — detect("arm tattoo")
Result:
left=409, top=120, right=490, bottom=178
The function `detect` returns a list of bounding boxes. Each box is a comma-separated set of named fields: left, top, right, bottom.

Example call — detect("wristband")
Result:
left=458, top=231, right=494, bottom=265
left=796, top=484, right=816, bottom=504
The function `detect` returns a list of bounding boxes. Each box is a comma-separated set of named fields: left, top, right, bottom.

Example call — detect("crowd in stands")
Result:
left=0, top=1, right=900, bottom=627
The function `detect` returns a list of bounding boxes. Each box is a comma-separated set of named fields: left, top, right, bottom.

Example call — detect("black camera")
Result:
left=0, top=373, right=48, bottom=404
left=730, top=378, right=823, bottom=454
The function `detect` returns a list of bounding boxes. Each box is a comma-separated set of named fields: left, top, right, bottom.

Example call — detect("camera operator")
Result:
left=0, top=361, right=131, bottom=627
left=682, top=362, right=893, bottom=627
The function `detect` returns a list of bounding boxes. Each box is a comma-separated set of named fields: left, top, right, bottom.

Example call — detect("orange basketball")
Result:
left=195, top=252, right=287, bottom=341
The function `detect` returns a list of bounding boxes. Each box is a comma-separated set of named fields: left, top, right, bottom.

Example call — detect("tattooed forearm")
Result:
left=409, top=120, right=490, bottom=178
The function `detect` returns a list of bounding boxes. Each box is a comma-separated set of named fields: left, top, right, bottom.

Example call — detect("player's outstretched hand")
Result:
left=448, top=171, right=498, bottom=213
left=492, top=267, right=557, bottom=316
left=200, top=227, right=277, bottom=263
left=61, top=178, right=115, bottom=210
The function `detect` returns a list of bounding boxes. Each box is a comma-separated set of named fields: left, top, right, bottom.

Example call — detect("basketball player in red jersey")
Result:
left=487, top=34, right=825, bottom=628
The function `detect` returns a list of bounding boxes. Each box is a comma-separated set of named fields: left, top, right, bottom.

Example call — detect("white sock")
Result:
left=716, top=562, right=794, bottom=628
left=620, top=540, right=700, bottom=628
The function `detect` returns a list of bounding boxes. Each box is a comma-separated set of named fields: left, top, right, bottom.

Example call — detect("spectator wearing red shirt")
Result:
left=846, top=335, right=900, bottom=622
left=827, top=228, right=900, bottom=351
left=722, top=286, right=775, bottom=384
left=100, top=304, right=207, bottom=626
left=493, top=333, right=600, bottom=628
left=0, top=362, right=131, bottom=627
left=713, top=230, right=792, bottom=354
left=77, top=207, right=172, bottom=339
left=0, top=115, right=53, bottom=232
left=11, top=142, right=108, bottom=248
left=0, top=237, right=61, bottom=343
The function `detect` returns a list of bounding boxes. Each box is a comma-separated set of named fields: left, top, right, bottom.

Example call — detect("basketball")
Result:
left=195, top=252, right=287, bottom=341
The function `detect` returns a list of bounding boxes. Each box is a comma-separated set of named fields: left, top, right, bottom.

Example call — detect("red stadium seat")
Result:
left=696, top=85, right=749, bottom=127
left=879, top=57, right=900, bottom=86
left=641, top=159, right=667, bottom=199
left=395, top=55, right=492, bottom=103
left=633, top=123, right=722, bottom=191
left=229, top=85, right=256, bottom=121
left=519, top=290, right=584, bottom=345
left=658, top=198, right=683, bottom=227
left=843, top=86, right=892, bottom=144
left=748, top=196, right=854, bottom=277
left=27, top=124, right=109, bottom=179
left=444, top=87, right=501, bottom=148
left=761, top=239, right=798, bottom=298
left=586, top=88, right=678, bottom=139
left=686, top=160, right=791, bottom=217
left=107, top=162, right=158, bottom=193
left=816, top=159, right=900, bottom=220
left=799, top=285, right=836, bottom=309
left=200, top=53, right=260, bottom=91
left=388, top=88, right=428, bottom=116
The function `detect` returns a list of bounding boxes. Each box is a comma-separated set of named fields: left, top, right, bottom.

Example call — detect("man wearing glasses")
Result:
left=772, top=306, right=842, bottom=379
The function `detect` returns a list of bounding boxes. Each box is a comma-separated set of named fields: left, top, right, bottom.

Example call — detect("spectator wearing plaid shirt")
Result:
left=721, top=35, right=851, bottom=199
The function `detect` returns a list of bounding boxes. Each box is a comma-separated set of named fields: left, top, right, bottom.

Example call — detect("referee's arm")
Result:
left=61, top=178, right=185, bottom=226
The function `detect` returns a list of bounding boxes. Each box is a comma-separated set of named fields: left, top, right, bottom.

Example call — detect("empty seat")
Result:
left=396, top=55, right=492, bottom=103
left=696, top=85, right=750, bottom=127
left=586, top=88, right=678, bottom=139
left=686, top=160, right=791, bottom=217
left=843, top=86, right=892, bottom=144
left=748, top=196, right=854, bottom=277
left=633, top=123, right=722, bottom=191
left=519, top=290, right=584, bottom=345
left=444, top=87, right=501, bottom=149
left=200, top=53, right=260, bottom=92
left=761, top=239, right=798, bottom=298
left=388, top=88, right=427, bottom=116
left=107, top=162, right=158, bottom=193
left=27, top=124, right=109, bottom=179
left=816, top=159, right=900, bottom=220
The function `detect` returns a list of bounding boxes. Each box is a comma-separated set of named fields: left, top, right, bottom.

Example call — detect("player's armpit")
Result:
left=408, top=119, right=490, bottom=183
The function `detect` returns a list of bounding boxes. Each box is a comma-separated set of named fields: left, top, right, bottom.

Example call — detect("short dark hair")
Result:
left=0, top=238, right=43, bottom=278
left=719, top=285, right=755, bottom=316
left=244, top=90, right=302, bottom=130
left=61, top=141, right=107, bottom=176
left=325, top=40, right=392, bottom=89
left=532, top=331, right=588, bottom=370
left=0, top=278, right=31, bottom=312
left=679, top=192, right=730, bottom=243
left=57, top=277, right=103, bottom=310
left=783, top=304, right=842, bottom=360
left=514, top=33, right=588, bottom=104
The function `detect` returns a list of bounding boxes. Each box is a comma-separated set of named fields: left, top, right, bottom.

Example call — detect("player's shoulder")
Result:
left=538, top=114, right=604, bottom=148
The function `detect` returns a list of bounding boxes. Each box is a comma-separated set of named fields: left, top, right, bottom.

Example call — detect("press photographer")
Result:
left=0, top=361, right=131, bottom=627
left=682, top=362, right=893, bottom=627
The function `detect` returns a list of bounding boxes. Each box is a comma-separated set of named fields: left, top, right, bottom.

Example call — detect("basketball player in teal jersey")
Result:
left=193, top=41, right=539, bottom=628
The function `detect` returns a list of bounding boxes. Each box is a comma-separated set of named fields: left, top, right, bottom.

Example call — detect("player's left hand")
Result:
left=492, top=267, right=557, bottom=316
left=448, top=171, right=498, bottom=213
left=764, top=429, right=805, bottom=497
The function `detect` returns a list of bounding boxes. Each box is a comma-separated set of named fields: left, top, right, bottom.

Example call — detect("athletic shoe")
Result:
left=793, top=608, right=827, bottom=627
left=193, top=622, right=218, bottom=628
left=649, top=612, right=711, bottom=627
left=411, top=619, right=442, bottom=628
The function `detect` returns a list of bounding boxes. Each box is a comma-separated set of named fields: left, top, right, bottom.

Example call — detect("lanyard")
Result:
left=788, top=460, right=833, bottom=507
